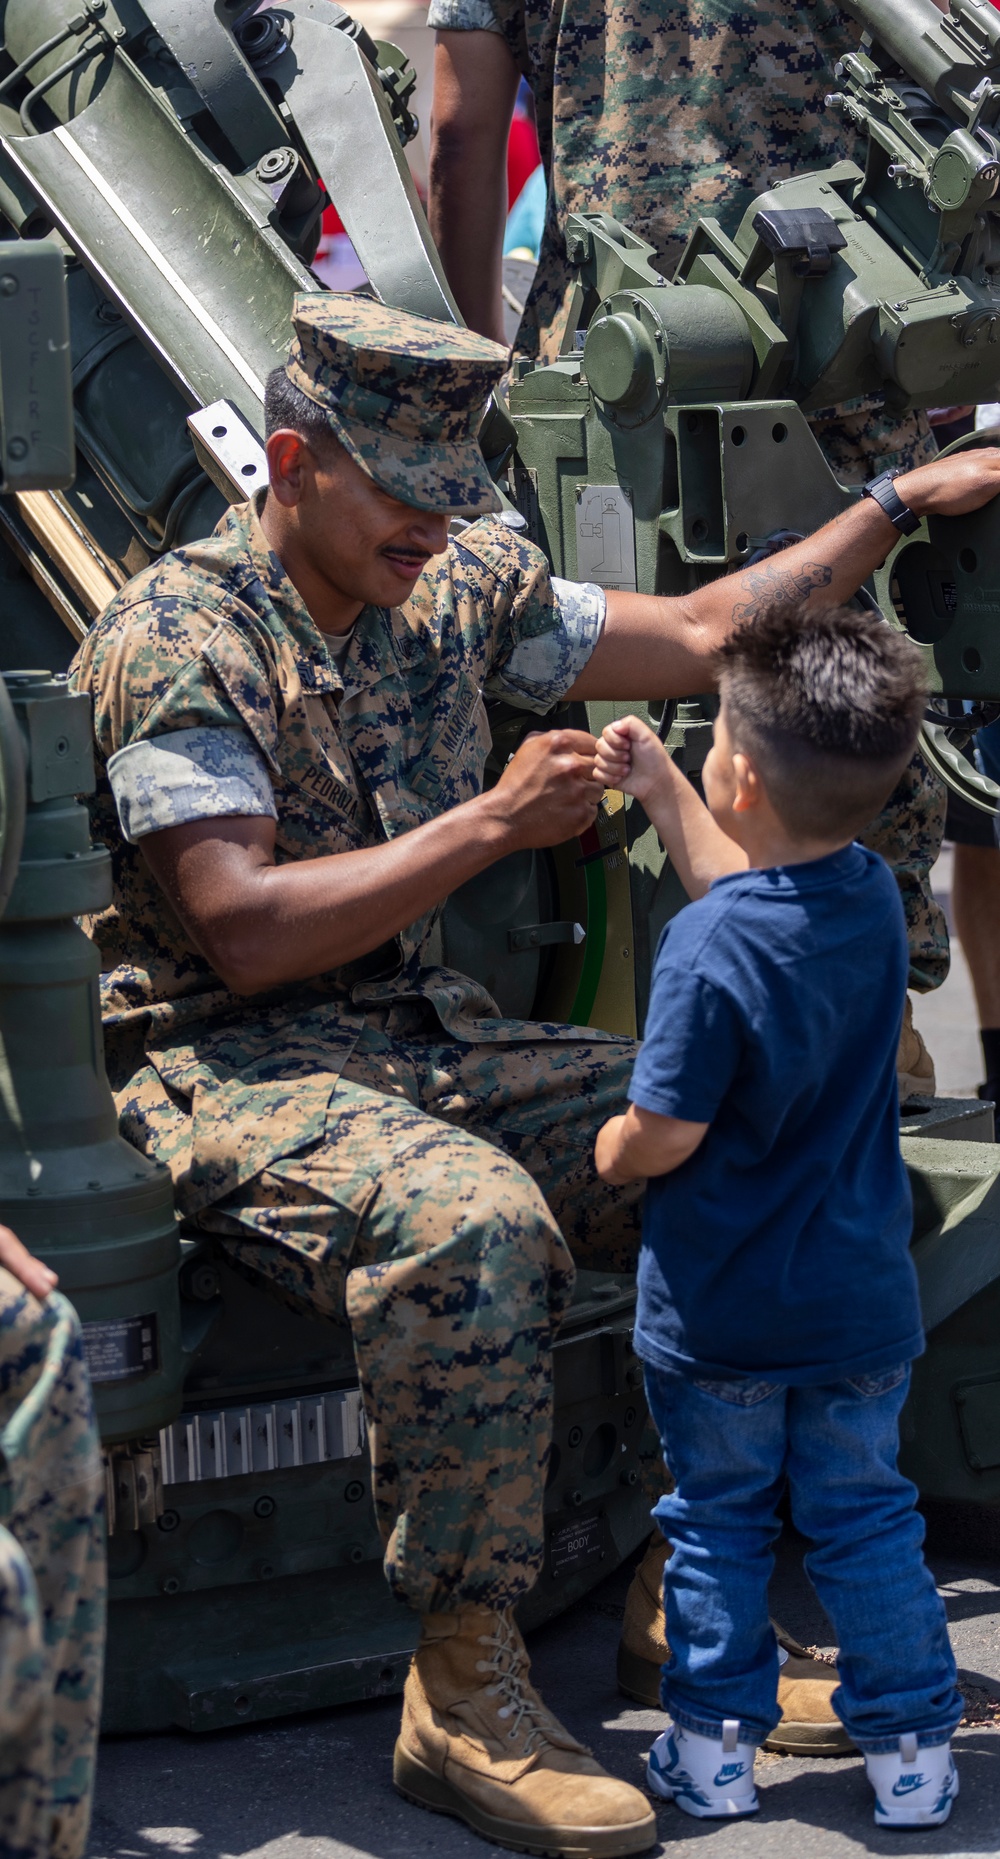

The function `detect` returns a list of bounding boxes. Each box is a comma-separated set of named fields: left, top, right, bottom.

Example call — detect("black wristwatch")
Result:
left=861, top=469, right=921, bottom=535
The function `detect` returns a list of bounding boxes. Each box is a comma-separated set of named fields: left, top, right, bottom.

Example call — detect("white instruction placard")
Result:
left=574, top=484, right=637, bottom=591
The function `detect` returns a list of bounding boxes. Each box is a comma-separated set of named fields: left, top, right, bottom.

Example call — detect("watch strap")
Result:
left=862, top=471, right=921, bottom=536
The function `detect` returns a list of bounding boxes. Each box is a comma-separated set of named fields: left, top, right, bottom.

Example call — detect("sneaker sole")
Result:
left=394, top=1744, right=658, bottom=1859
left=618, top=1645, right=855, bottom=1758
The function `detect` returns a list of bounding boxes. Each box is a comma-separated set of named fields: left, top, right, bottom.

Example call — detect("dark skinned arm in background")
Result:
left=428, top=30, right=521, bottom=345
left=141, top=448, right=1000, bottom=997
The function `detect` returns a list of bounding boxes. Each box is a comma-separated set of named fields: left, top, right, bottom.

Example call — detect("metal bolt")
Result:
left=7, top=438, right=27, bottom=461
left=253, top=1494, right=275, bottom=1519
left=0, top=275, right=17, bottom=297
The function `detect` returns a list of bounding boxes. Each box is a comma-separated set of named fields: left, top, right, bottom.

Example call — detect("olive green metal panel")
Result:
left=0, top=240, right=73, bottom=491
left=2, top=54, right=309, bottom=425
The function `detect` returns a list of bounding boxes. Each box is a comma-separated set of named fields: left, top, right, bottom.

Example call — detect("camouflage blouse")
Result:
left=71, top=493, right=602, bottom=1044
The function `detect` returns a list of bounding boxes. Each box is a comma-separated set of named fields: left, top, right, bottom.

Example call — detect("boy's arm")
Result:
left=595, top=715, right=745, bottom=899
left=595, top=1104, right=708, bottom=1185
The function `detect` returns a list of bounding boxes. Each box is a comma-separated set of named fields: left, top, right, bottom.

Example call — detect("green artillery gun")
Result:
left=0, top=0, right=998, bottom=1736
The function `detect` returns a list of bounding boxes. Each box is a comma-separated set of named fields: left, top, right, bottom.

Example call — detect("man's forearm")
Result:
left=146, top=791, right=517, bottom=995
left=142, top=728, right=603, bottom=995
left=568, top=494, right=899, bottom=701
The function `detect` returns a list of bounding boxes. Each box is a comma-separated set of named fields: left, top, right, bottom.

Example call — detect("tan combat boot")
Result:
left=394, top=1605, right=657, bottom=1857
left=898, top=996, right=936, bottom=1102
left=617, top=1533, right=854, bottom=1756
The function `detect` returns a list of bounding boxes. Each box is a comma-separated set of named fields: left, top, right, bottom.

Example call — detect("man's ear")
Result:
left=730, top=750, right=761, bottom=815
left=265, top=429, right=311, bottom=508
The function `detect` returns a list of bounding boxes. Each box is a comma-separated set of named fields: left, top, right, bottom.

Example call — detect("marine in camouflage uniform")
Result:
left=0, top=1275, right=105, bottom=1859
left=428, top=0, right=948, bottom=999
left=73, top=298, right=641, bottom=1617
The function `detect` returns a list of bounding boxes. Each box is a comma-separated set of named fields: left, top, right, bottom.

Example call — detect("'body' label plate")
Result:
left=549, top=1513, right=605, bottom=1579
left=82, top=1314, right=159, bottom=1384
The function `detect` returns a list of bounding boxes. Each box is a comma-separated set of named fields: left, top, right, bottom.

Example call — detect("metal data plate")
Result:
left=574, top=484, right=637, bottom=591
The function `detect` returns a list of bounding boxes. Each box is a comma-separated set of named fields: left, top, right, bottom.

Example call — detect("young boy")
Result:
left=593, top=604, right=963, bottom=1829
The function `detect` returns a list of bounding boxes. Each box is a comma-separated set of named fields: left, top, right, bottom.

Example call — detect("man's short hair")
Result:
left=716, top=604, right=928, bottom=843
left=264, top=366, right=340, bottom=456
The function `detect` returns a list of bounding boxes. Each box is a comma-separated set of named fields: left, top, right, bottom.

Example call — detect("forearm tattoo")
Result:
left=730, top=558, right=834, bottom=626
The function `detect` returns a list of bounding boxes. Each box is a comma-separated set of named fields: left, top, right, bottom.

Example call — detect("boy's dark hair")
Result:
left=716, top=604, right=927, bottom=843
left=263, top=366, right=340, bottom=457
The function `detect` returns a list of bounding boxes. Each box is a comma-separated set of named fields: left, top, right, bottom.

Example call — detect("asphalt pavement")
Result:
left=87, top=1518, right=1000, bottom=1859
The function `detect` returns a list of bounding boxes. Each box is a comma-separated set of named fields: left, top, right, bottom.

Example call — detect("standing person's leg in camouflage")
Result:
left=0, top=1273, right=106, bottom=1859
left=809, top=399, right=948, bottom=1094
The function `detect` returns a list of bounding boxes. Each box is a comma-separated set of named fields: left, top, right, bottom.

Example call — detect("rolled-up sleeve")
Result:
left=427, top=0, right=502, bottom=28
left=485, top=574, right=606, bottom=711
left=107, top=726, right=277, bottom=844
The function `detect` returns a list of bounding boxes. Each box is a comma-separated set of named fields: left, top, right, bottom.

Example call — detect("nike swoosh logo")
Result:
left=892, top=1775, right=926, bottom=1796
left=714, top=1763, right=749, bottom=1786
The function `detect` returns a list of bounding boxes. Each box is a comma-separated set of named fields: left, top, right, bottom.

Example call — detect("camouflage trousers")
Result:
left=193, top=1002, right=642, bottom=1617
left=0, top=1275, right=105, bottom=1859
left=812, top=398, right=949, bottom=993
left=860, top=751, right=948, bottom=994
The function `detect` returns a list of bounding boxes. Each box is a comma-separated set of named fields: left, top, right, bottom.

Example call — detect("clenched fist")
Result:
left=488, top=728, right=604, bottom=849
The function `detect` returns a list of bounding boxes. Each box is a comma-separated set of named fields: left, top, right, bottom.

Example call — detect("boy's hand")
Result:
left=594, top=715, right=673, bottom=806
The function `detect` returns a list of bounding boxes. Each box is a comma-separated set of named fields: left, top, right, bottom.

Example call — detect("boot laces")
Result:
left=475, top=1613, right=548, bottom=1751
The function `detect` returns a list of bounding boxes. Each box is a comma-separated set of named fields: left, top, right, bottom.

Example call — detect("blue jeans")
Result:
left=644, top=1360, right=963, bottom=1754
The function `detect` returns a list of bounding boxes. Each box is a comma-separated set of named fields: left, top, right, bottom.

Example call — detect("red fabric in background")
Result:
left=507, top=111, right=540, bottom=208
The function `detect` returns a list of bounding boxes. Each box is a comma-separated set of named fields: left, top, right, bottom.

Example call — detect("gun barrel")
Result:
left=845, top=0, right=1000, bottom=121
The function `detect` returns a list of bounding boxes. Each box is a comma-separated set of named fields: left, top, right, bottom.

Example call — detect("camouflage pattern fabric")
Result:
left=860, top=753, right=949, bottom=996
left=0, top=1274, right=105, bottom=1859
left=70, top=495, right=602, bottom=1212
left=287, top=292, right=507, bottom=512
left=486, top=0, right=868, bottom=362
left=189, top=1004, right=642, bottom=1614
left=70, top=493, right=642, bottom=1610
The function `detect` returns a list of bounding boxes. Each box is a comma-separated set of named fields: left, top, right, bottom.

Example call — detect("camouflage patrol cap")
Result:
left=286, top=293, right=508, bottom=514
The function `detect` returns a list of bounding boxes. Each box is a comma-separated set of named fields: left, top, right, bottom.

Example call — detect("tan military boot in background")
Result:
left=394, top=1606, right=657, bottom=1857
left=898, top=995, right=936, bottom=1101
left=617, top=1534, right=854, bottom=1756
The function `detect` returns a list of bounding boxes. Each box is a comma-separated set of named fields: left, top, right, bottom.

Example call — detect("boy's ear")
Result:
left=731, top=751, right=761, bottom=814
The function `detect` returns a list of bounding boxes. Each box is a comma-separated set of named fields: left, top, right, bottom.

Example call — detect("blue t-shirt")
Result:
left=630, top=844, right=922, bottom=1384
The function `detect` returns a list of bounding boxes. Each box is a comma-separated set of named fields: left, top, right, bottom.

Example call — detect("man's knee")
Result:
left=347, top=1139, right=576, bottom=1333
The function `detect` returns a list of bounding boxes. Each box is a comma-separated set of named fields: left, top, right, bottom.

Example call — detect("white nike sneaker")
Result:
left=865, top=1734, right=958, bottom=1827
left=646, top=1718, right=758, bottom=1819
